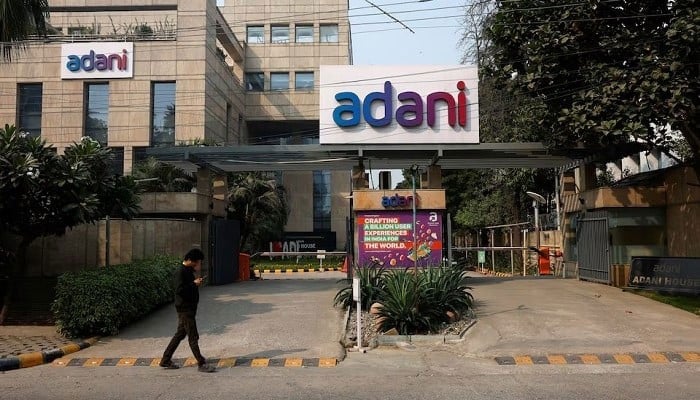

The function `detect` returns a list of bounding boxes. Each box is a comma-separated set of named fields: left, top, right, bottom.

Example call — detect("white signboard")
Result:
left=61, top=42, right=134, bottom=79
left=320, top=65, right=479, bottom=144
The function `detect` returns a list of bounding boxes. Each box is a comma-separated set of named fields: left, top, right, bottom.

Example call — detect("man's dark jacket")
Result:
left=174, top=265, right=199, bottom=312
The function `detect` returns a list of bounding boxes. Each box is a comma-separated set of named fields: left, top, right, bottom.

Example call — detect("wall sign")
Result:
left=61, top=42, right=134, bottom=79
left=357, top=210, right=442, bottom=268
left=629, top=257, right=700, bottom=294
left=319, top=65, right=479, bottom=144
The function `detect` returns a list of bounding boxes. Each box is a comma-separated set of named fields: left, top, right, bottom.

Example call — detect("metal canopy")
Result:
left=145, top=143, right=580, bottom=173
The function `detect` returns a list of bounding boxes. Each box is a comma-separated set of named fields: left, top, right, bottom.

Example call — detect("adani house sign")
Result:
left=61, top=42, right=134, bottom=79
left=319, top=65, right=479, bottom=144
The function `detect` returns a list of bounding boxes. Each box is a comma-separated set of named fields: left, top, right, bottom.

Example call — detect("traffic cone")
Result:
left=341, top=256, right=348, bottom=273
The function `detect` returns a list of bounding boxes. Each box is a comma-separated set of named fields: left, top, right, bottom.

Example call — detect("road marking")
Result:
left=647, top=353, right=669, bottom=363
left=546, top=355, right=567, bottom=365
left=496, top=352, right=698, bottom=366
left=117, top=358, right=137, bottom=366
left=680, top=352, right=699, bottom=362
left=251, top=358, right=270, bottom=367
left=514, top=356, right=533, bottom=365
left=580, top=354, right=601, bottom=364
left=285, top=358, right=303, bottom=367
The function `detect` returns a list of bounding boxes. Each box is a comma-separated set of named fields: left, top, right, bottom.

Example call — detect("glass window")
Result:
left=151, top=82, right=176, bottom=147
left=247, top=26, right=264, bottom=44
left=216, top=0, right=225, bottom=6
left=270, top=72, right=289, bottom=91
left=320, top=24, right=338, bottom=43
left=295, top=72, right=314, bottom=90
left=17, top=83, right=42, bottom=138
left=313, top=170, right=332, bottom=231
left=295, top=25, right=313, bottom=43
left=108, top=147, right=124, bottom=176
left=271, top=25, right=289, bottom=43
left=84, top=83, right=109, bottom=146
left=245, top=72, right=265, bottom=91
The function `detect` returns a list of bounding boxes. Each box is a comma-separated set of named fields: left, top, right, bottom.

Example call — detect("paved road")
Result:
left=2, top=272, right=699, bottom=399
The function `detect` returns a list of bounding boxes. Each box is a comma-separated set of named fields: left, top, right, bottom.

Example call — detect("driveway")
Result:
left=69, top=273, right=347, bottom=361
left=457, top=274, right=700, bottom=357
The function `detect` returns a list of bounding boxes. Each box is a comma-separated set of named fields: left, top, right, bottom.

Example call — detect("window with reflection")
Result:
left=270, top=72, right=289, bottom=91
left=271, top=25, right=289, bottom=43
left=84, top=83, right=109, bottom=146
left=320, top=24, right=338, bottom=43
left=296, top=25, right=313, bottom=43
left=17, top=83, right=42, bottom=138
left=247, top=26, right=264, bottom=43
left=313, top=170, right=332, bottom=231
left=151, top=82, right=176, bottom=147
left=245, top=72, right=265, bottom=91
left=295, top=72, right=314, bottom=90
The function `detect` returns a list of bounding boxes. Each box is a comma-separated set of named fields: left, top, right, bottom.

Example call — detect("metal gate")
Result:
left=577, top=210, right=610, bottom=283
left=209, top=219, right=240, bottom=285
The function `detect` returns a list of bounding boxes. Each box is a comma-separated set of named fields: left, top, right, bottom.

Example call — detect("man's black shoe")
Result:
left=198, top=364, right=216, bottom=373
left=159, top=361, right=180, bottom=369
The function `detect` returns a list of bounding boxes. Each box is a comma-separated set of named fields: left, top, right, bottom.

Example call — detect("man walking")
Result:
left=160, top=248, right=216, bottom=372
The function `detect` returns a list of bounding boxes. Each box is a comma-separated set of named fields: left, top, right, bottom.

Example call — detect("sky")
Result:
left=347, top=0, right=467, bottom=188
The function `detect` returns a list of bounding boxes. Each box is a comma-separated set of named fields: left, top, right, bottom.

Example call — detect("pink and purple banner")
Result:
left=357, top=210, right=443, bottom=268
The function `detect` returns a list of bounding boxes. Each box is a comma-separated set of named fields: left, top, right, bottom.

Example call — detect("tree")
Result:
left=131, top=156, right=196, bottom=192
left=0, top=125, right=140, bottom=323
left=483, top=0, right=699, bottom=159
left=0, top=0, right=49, bottom=62
left=227, top=172, right=289, bottom=253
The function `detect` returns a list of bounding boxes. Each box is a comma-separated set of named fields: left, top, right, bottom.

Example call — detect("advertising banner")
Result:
left=61, top=42, right=134, bottom=79
left=629, top=257, right=700, bottom=294
left=319, top=65, right=479, bottom=144
left=357, top=210, right=442, bottom=268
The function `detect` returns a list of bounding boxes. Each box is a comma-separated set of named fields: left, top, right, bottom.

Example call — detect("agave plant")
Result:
left=333, top=262, right=387, bottom=311
left=375, top=269, right=437, bottom=334
left=421, top=266, right=474, bottom=321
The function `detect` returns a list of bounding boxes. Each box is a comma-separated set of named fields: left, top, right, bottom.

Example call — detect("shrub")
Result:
left=337, top=265, right=475, bottom=335
left=333, top=262, right=387, bottom=311
left=52, top=255, right=179, bottom=337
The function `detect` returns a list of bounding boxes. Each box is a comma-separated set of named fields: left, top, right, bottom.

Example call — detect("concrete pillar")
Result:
left=425, top=165, right=442, bottom=189
left=212, top=173, right=228, bottom=202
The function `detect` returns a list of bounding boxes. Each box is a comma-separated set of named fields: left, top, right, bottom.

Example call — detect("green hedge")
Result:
left=52, top=255, right=180, bottom=338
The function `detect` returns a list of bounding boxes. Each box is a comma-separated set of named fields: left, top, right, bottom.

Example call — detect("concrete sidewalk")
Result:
left=1, top=272, right=347, bottom=370
left=454, top=274, right=700, bottom=358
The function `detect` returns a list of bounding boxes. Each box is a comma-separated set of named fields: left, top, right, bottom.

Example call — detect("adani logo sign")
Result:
left=61, top=42, right=134, bottom=79
left=319, top=65, right=479, bottom=144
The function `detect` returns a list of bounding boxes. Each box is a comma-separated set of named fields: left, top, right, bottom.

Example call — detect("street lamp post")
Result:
left=411, top=165, right=418, bottom=273
left=526, top=191, right=546, bottom=275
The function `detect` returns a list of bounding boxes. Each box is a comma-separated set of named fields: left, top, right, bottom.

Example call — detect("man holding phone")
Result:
left=160, top=248, right=216, bottom=372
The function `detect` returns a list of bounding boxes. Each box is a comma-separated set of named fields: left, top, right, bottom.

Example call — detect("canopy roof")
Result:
left=145, top=143, right=585, bottom=173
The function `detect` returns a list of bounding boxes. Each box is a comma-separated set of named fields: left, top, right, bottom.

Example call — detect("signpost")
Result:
left=629, top=257, right=700, bottom=294
left=478, top=250, right=486, bottom=272
left=352, top=277, right=365, bottom=352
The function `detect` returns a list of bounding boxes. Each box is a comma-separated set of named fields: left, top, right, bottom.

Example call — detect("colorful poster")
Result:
left=357, top=210, right=443, bottom=268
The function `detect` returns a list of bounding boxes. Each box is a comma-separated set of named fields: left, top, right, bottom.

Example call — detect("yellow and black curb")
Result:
left=495, top=352, right=700, bottom=366
left=259, top=267, right=342, bottom=274
left=479, top=271, right=513, bottom=278
left=51, top=357, right=338, bottom=368
left=0, top=337, right=99, bottom=372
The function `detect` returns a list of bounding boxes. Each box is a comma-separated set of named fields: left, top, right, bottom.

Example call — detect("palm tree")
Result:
left=131, top=157, right=196, bottom=192
left=227, top=172, right=289, bottom=253
left=0, top=0, right=49, bottom=62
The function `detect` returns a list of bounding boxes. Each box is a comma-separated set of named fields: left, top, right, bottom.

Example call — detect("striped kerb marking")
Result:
left=497, top=352, right=699, bottom=366
left=51, top=357, right=338, bottom=368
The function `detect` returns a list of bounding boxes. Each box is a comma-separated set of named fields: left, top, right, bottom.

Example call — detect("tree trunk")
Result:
left=0, top=237, right=31, bottom=325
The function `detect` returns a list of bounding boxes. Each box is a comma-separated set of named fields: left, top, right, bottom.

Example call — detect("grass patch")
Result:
left=630, top=290, right=700, bottom=316
left=252, top=256, right=344, bottom=271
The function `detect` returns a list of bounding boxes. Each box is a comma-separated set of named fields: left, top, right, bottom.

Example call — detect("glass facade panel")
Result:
left=295, top=25, right=313, bottom=43
left=84, top=83, right=109, bottom=146
left=17, top=83, right=42, bottom=138
left=270, top=72, right=289, bottom=91
left=295, top=72, right=314, bottom=90
left=151, top=82, right=176, bottom=147
left=245, top=72, right=265, bottom=91
left=313, top=170, right=332, bottom=231
left=320, top=24, right=338, bottom=43
left=247, top=26, right=264, bottom=43
left=271, top=25, right=289, bottom=43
